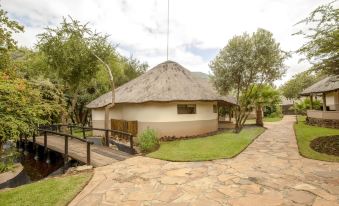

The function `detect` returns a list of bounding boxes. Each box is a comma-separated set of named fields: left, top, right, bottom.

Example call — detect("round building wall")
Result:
left=91, top=101, right=218, bottom=138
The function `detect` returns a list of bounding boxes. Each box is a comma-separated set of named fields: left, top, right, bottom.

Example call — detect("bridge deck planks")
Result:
left=29, top=135, right=131, bottom=167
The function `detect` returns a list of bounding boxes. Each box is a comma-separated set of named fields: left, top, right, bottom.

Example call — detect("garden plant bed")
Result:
left=310, top=135, right=339, bottom=156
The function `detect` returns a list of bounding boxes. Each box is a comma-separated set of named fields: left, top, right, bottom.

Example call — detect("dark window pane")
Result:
left=177, top=104, right=196, bottom=114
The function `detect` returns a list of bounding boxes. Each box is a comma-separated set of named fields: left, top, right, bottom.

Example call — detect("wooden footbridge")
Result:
left=21, top=124, right=135, bottom=168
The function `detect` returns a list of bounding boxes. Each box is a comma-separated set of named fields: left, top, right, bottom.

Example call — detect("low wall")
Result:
left=307, top=110, right=339, bottom=120
left=306, top=117, right=339, bottom=129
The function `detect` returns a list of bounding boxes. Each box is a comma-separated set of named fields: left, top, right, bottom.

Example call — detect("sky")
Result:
left=1, top=0, right=332, bottom=85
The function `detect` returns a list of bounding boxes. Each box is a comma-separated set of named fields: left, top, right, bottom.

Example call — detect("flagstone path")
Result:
left=70, top=116, right=339, bottom=206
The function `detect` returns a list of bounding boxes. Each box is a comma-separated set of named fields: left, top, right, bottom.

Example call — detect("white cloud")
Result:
left=2, top=0, right=331, bottom=85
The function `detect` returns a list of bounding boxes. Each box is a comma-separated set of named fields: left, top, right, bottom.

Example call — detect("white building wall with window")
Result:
left=92, top=101, right=218, bottom=138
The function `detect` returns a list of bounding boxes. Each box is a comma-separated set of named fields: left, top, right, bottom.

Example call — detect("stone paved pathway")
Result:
left=70, top=116, right=339, bottom=206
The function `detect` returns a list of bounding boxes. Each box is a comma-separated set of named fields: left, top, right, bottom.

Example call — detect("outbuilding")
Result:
left=87, top=61, right=236, bottom=138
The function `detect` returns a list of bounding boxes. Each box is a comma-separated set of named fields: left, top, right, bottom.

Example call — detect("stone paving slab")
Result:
left=70, top=116, right=339, bottom=206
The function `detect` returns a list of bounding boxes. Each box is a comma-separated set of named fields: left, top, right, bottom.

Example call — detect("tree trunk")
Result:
left=69, top=88, right=80, bottom=124
left=234, top=107, right=243, bottom=133
left=256, top=104, right=264, bottom=127
left=93, top=54, right=115, bottom=130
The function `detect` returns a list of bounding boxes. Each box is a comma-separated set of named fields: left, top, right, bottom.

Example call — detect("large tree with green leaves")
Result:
left=210, top=28, right=288, bottom=132
left=0, top=72, right=65, bottom=151
left=247, top=84, right=282, bottom=126
left=0, top=5, right=24, bottom=70
left=37, top=17, right=115, bottom=124
left=280, top=71, right=325, bottom=99
left=294, top=1, right=339, bottom=74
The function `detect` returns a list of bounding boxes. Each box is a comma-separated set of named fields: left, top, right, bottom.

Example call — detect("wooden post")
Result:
left=64, top=136, right=68, bottom=170
left=105, top=130, right=109, bottom=146
left=322, top=93, right=326, bottom=111
left=70, top=125, right=73, bottom=135
left=86, top=142, right=91, bottom=165
left=310, top=95, right=314, bottom=110
left=33, top=133, right=36, bottom=145
left=129, top=135, right=134, bottom=154
left=82, top=127, right=86, bottom=139
left=44, top=131, right=47, bottom=153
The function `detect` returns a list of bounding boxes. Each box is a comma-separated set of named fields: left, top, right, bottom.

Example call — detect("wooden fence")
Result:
left=111, top=119, right=138, bottom=137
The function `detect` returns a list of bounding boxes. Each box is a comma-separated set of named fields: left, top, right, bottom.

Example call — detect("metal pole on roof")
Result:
left=166, top=0, right=169, bottom=61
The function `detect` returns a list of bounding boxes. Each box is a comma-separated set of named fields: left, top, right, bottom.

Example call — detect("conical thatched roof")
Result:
left=300, top=75, right=339, bottom=95
left=87, top=60, right=236, bottom=108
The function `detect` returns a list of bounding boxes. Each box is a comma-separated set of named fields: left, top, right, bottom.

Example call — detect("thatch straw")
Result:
left=300, top=75, right=339, bottom=95
left=87, top=60, right=236, bottom=108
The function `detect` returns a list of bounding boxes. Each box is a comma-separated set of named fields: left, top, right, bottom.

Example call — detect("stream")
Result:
left=0, top=141, right=65, bottom=189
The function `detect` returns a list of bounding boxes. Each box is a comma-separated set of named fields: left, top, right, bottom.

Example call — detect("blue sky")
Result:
left=2, top=0, right=333, bottom=85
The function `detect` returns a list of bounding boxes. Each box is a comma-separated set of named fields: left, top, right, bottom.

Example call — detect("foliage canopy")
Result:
left=210, top=28, right=288, bottom=132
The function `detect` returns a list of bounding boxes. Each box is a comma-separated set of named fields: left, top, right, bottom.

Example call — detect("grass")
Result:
left=263, top=116, right=283, bottom=122
left=245, top=116, right=283, bottom=124
left=0, top=172, right=92, bottom=206
left=72, top=130, right=93, bottom=138
left=294, top=116, right=339, bottom=162
left=147, top=127, right=265, bottom=161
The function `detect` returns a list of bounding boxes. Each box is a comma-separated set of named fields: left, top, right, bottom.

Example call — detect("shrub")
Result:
left=292, top=98, right=322, bottom=115
left=138, top=129, right=159, bottom=153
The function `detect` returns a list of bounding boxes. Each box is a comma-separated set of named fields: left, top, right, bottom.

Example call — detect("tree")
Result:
left=294, top=1, right=339, bottom=74
left=210, top=28, right=288, bottom=132
left=37, top=17, right=114, bottom=124
left=0, top=5, right=24, bottom=70
left=247, top=84, right=282, bottom=126
left=0, top=72, right=64, bottom=151
left=280, top=71, right=325, bottom=99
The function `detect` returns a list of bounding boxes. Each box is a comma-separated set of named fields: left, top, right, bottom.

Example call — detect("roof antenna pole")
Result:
left=166, top=0, right=169, bottom=61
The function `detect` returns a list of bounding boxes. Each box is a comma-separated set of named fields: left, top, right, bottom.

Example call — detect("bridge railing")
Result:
left=46, top=124, right=134, bottom=154
left=37, top=128, right=94, bottom=166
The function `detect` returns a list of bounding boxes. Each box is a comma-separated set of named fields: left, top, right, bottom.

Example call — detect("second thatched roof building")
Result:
left=87, top=60, right=236, bottom=138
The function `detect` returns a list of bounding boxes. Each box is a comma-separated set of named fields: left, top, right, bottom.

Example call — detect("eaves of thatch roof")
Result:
left=300, top=75, right=339, bottom=96
left=87, top=60, right=236, bottom=108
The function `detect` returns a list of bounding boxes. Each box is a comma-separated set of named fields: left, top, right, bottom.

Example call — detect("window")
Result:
left=177, top=104, right=196, bottom=114
left=213, top=104, right=218, bottom=113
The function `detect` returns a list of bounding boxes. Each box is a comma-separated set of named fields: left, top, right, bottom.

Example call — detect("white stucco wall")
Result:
left=93, top=101, right=217, bottom=123
left=326, top=91, right=339, bottom=111
left=91, top=101, right=219, bottom=137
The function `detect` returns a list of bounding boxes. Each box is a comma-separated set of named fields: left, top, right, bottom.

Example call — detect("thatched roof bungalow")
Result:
left=300, top=75, right=339, bottom=128
left=87, top=60, right=236, bottom=138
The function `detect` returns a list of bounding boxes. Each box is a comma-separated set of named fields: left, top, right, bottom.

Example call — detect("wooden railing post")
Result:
left=82, top=127, right=86, bottom=139
left=86, top=142, right=91, bottom=165
left=64, top=135, right=68, bottom=170
left=129, top=135, right=134, bottom=154
left=33, top=132, right=36, bottom=145
left=105, top=130, right=109, bottom=146
left=44, top=131, right=47, bottom=153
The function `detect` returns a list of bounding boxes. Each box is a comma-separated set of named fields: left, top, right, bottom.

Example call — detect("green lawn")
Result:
left=147, top=127, right=265, bottom=161
left=0, top=172, right=92, bottom=206
left=72, top=130, right=93, bottom=138
left=294, top=116, right=339, bottom=162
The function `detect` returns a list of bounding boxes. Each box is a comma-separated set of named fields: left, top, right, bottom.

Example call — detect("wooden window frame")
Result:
left=177, top=104, right=196, bottom=114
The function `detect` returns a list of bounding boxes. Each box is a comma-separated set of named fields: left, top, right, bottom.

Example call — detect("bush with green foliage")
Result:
left=138, top=129, right=159, bottom=153
left=293, top=98, right=321, bottom=115
left=264, top=104, right=283, bottom=118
